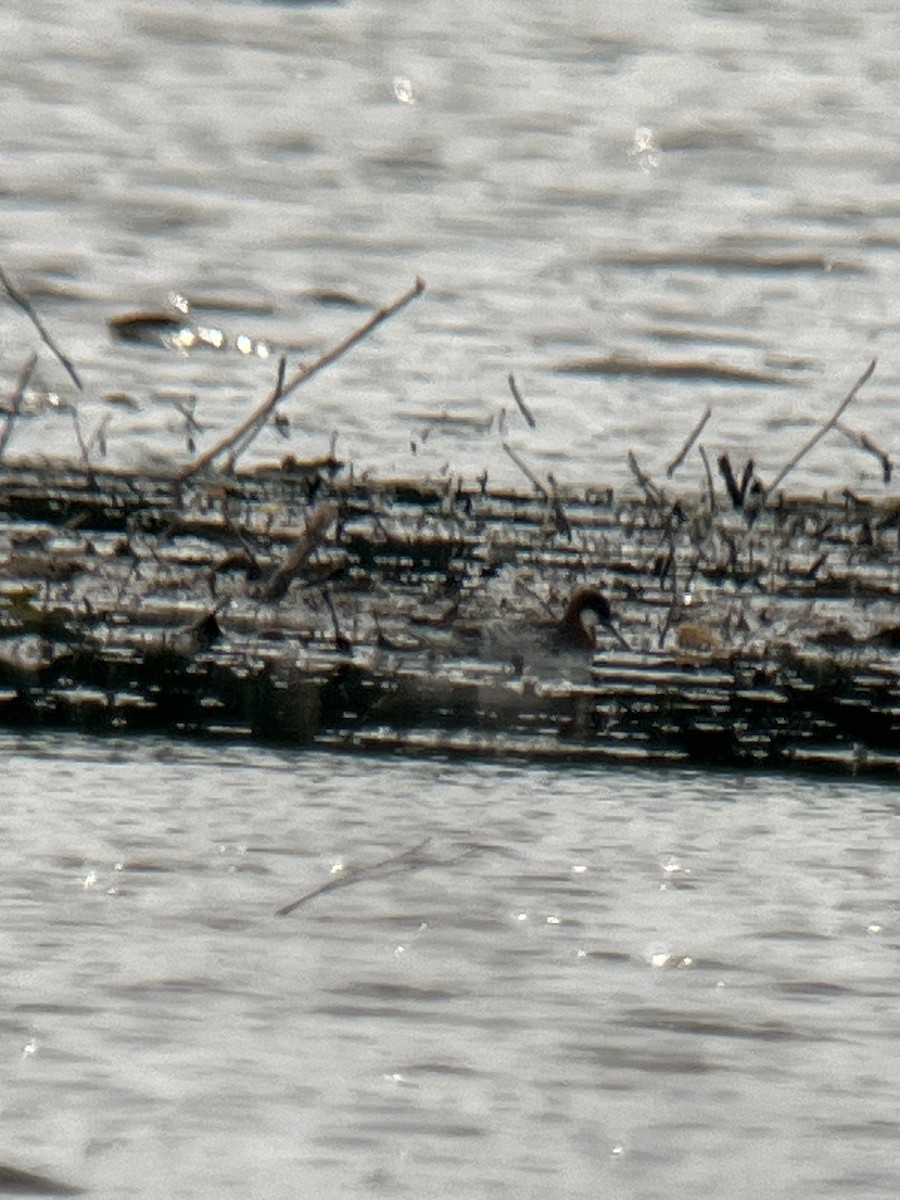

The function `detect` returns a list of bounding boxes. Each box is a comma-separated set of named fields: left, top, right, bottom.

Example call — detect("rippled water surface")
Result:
left=0, top=0, right=898, bottom=490
left=2, top=734, right=899, bottom=1199
left=2, top=4, right=900, bottom=1196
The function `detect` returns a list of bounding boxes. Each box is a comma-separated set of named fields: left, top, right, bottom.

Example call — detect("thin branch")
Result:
left=502, top=442, right=548, bottom=497
left=697, top=444, right=717, bottom=514
left=0, top=352, right=37, bottom=461
left=546, top=473, right=571, bottom=539
left=507, top=373, right=536, bottom=428
left=835, top=419, right=893, bottom=485
left=69, top=408, right=92, bottom=472
left=180, top=277, right=425, bottom=480
left=259, top=501, right=338, bottom=602
left=321, top=586, right=352, bottom=652
left=0, top=265, right=83, bottom=392
left=223, top=354, right=287, bottom=473
left=626, top=450, right=665, bottom=504
left=717, top=453, right=745, bottom=508
left=764, top=358, right=876, bottom=499
left=275, top=840, right=431, bottom=916
left=666, top=405, right=711, bottom=478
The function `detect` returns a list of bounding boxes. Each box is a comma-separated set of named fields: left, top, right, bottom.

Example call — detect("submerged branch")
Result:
left=275, top=839, right=431, bottom=916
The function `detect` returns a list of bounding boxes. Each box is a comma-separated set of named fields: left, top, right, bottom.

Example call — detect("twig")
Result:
left=697, top=444, right=717, bottom=514
left=322, top=586, right=352, bottom=652
left=260, top=501, right=338, bottom=601
left=739, top=458, right=756, bottom=502
left=546, top=473, right=571, bottom=539
left=835, top=419, right=893, bottom=485
left=657, top=592, right=680, bottom=650
left=507, top=373, right=536, bottom=428
left=69, top=408, right=92, bottom=472
left=275, top=839, right=431, bottom=916
left=626, top=451, right=665, bottom=504
left=718, top=454, right=755, bottom=509
left=764, top=358, right=876, bottom=499
left=179, top=277, right=425, bottom=480
left=172, top=395, right=201, bottom=456
left=87, top=414, right=111, bottom=458
left=223, top=355, right=286, bottom=473
left=0, top=264, right=83, bottom=392
left=666, top=406, right=711, bottom=478
left=220, top=495, right=264, bottom=577
left=502, top=442, right=548, bottom=497
left=0, top=352, right=37, bottom=461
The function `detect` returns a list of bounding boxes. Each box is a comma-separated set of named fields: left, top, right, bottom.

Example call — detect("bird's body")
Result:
left=413, top=586, right=626, bottom=675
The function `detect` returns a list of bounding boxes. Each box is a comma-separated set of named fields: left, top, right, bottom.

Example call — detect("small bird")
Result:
left=408, top=586, right=627, bottom=674
left=553, top=587, right=627, bottom=652
left=483, top=586, right=628, bottom=675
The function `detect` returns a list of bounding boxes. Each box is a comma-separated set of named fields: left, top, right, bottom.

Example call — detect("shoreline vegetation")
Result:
left=0, top=272, right=897, bottom=776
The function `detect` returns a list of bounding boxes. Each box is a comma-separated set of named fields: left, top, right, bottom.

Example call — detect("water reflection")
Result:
left=0, top=0, right=896, bottom=497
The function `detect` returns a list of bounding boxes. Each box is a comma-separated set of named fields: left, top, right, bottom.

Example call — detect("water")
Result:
left=0, top=0, right=897, bottom=490
left=2, top=3, right=900, bottom=1195
left=1, top=733, right=898, bottom=1199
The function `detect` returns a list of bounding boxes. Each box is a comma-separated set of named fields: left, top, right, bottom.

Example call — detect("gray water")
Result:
left=3, top=733, right=900, bottom=1200
left=0, top=0, right=898, bottom=490
left=2, top=2, right=900, bottom=1196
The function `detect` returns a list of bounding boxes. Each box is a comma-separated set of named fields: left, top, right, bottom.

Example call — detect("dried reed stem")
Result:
left=764, top=358, right=876, bottom=499
left=666, top=405, right=711, bottom=478
left=223, top=354, right=287, bottom=473
left=502, top=442, right=547, bottom=497
left=180, top=277, right=425, bottom=480
left=626, top=450, right=665, bottom=504
left=260, top=501, right=338, bottom=601
left=507, top=373, right=536, bottom=428
left=835, top=419, right=892, bottom=484
left=697, top=444, right=717, bottom=514
left=0, top=352, right=37, bottom=461
left=0, top=265, right=83, bottom=392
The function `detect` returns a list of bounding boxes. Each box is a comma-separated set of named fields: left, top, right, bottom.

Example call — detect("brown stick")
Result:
left=697, top=443, right=717, bottom=514
left=626, top=450, right=665, bottom=504
left=275, top=839, right=430, bottom=916
left=507, top=373, right=536, bottom=428
left=666, top=405, right=711, bottom=478
left=223, top=354, right=287, bottom=473
left=546, top=472, right=571, bottom=539
left=259, top=501, right=338, bottom=601
left=0, top=265, right=83, bottom=392
left=502, top=442, right=548, bottom=497
left=179, top=277, right=425, bottom=480
left=764, top=359, right=876, bottom=499
left=718, top=453, right=743, bottom=507
left=835, top=419, right=893, bottom=485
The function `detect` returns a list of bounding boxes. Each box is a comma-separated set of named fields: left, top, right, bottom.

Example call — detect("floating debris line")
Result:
left=0, top=267, right=896, bottom=775
left=0, top=455, right=897, bottom=777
